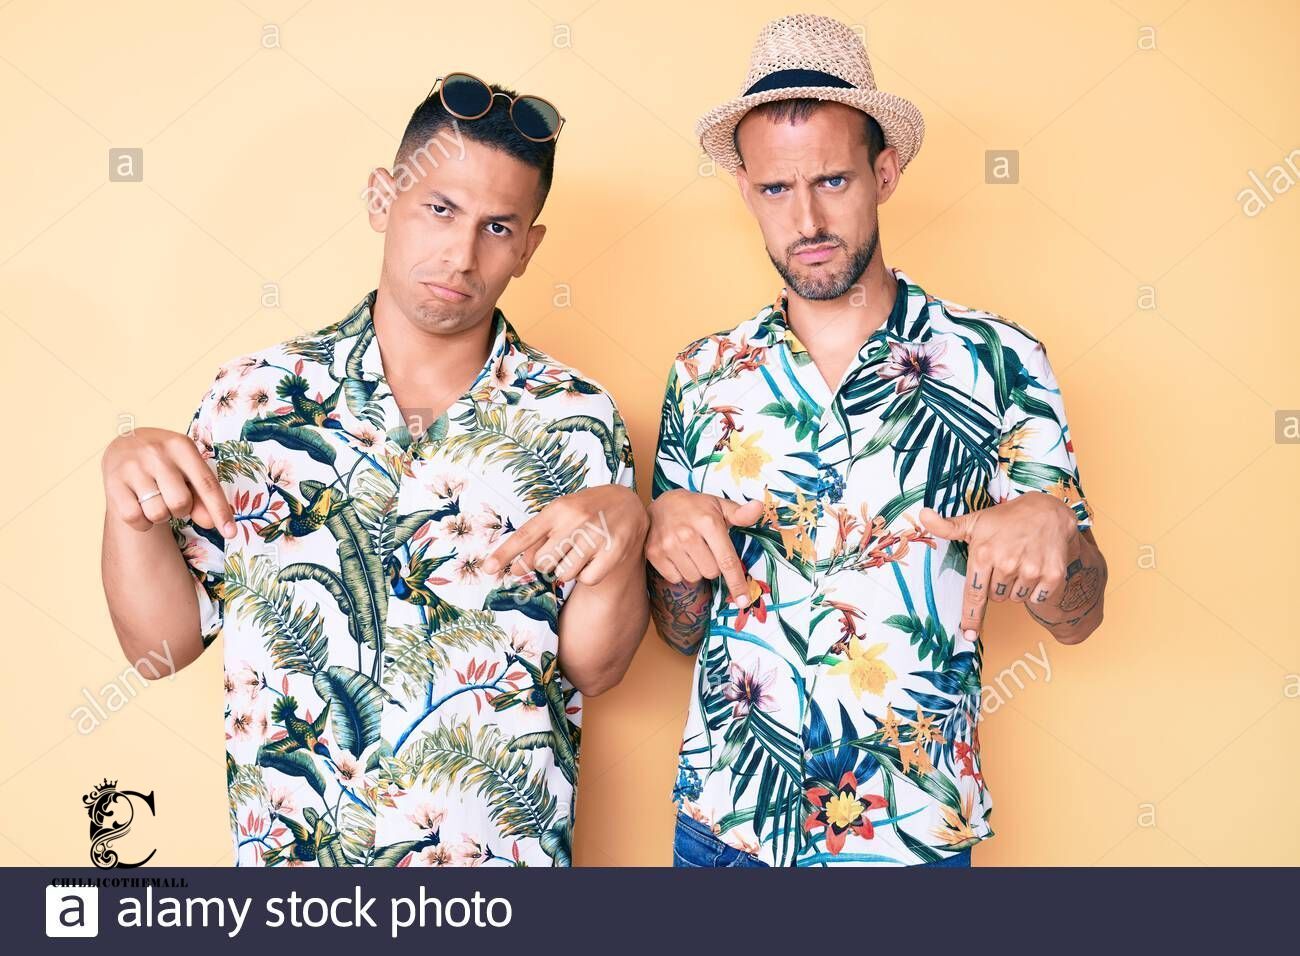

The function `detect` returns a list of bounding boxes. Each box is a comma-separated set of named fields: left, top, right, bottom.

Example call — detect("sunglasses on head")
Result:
left=426, top=72, right=564, bottom=143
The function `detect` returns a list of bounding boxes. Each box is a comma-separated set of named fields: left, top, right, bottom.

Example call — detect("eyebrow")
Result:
left=756, top=170, right=853, bottom=189
left=424, top=188, right=521, bottom=224
left=423, top=189, right=463, bottom=214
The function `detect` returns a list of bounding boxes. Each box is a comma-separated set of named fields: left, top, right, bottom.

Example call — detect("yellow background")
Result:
left=1, top=0, right=1297, bottom=867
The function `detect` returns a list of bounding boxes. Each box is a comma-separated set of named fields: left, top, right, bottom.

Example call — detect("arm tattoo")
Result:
left=647, top=567, right=713, bottom=655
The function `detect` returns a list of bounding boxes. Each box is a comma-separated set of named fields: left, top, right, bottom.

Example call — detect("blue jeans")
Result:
left=672, top=811, right=769, bottom=867
left=671, top=811, right=972, bottom=867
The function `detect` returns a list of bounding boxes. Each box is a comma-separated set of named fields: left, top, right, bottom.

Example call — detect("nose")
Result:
left=792, top=185, right=823, bottom=240
left=439, top=223, right=478, bottom=274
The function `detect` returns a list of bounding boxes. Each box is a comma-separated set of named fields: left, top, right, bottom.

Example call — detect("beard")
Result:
left=768, top=225, right=879, bottom=301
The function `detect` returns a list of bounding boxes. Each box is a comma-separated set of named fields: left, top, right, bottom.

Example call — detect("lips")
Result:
left=421, top=281, right=471, bottom=302
left=792, top=244, right=839, bottom=265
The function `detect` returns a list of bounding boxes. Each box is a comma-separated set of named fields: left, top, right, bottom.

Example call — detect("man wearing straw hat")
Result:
left=647, top=14, right=1108, bottom=867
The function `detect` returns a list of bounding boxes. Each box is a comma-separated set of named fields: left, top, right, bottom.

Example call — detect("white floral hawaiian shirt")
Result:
left=174, top=290, right=634, bottom=867
left=652, top=267, right=1091, bottom=866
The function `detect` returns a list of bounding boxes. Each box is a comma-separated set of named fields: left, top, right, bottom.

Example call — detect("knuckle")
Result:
left=165, top=431, right=192, bottom=452
left=654, top=561, right=680, bottom=583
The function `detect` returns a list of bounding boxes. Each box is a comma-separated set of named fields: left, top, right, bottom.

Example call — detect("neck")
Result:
left=785, top=254, right=896, bottom=348
left=370, top=282, right=498, bottom=417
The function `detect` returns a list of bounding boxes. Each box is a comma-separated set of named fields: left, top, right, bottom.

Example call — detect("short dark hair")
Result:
left=733, top=99, right=886, bottom=167
left=395, top=80, right=556, bottom=218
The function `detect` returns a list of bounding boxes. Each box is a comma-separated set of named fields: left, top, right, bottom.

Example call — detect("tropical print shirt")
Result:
left=173, top=290, right=634, bottom=867
left=653, top=267, right=1091, bottom=866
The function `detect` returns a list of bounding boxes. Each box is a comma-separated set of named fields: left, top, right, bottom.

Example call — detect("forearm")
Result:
left=1027, top=529, right=1107, bottom=644
left=647, top=565, right=714, bottom=655
left=556, top=551, right=649, bottom=696
left=101, top=512, right=204, bottom=676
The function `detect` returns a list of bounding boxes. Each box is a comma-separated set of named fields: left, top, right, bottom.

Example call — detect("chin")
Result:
left=791, top=272, right=854, bottom=301
left=412, top=305, right=474, bottom=333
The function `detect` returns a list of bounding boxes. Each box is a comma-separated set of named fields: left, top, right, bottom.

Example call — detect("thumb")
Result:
left=720, top=497, right=764, bottom=527
left=918, top=506, right=970, bottom=541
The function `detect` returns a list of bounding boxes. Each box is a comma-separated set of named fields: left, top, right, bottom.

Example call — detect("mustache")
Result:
left=786, top=234, right=846, bottom=257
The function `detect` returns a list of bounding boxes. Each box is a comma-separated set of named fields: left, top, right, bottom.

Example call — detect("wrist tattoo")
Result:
left=648, top=569, right=712, bottom=654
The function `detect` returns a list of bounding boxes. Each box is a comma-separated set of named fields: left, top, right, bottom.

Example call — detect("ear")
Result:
left=875, top=145, right=902, bottom=205
left=366, top=167, right=398, bottom=232
left=513, top=222, right=547, bottom=278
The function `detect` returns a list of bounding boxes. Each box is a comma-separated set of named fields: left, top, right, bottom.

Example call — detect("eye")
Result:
left=485, top=222, right=512, bottom=237
left=427, top=203, right=450, bottom=217
left=823, top=176, right=846, bottom=188
left=760, top=184, right=786, bottom=196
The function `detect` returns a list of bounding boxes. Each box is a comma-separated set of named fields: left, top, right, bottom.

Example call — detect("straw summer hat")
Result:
left=696, top=13, right=925, bottom=175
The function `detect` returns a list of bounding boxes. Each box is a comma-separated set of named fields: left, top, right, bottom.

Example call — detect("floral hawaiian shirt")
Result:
left=173, top=290, right=634, bottom=867
left=652, top=267, right=1091, bottom=866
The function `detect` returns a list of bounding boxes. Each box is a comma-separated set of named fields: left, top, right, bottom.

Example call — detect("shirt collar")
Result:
left=760, top=267, right=932, bottom=357
left=327, top=289, right=520, bottom=406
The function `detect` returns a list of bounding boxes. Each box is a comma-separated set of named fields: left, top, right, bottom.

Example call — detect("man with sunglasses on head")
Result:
left=648, top=15, right=1107, bottom=868
left=101, top=73, right=648, bottom=867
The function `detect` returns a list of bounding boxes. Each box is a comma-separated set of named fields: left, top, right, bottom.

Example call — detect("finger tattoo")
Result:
left=1059, top=558, right=1102, bottom=613
left=1027, top=603, right=1085, bottom=628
